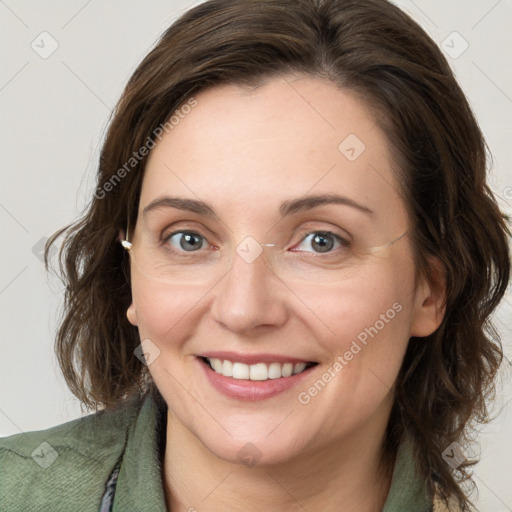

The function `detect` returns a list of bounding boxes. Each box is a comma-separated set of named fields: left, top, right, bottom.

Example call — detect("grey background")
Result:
left=0, top=0, right=511, bottom=509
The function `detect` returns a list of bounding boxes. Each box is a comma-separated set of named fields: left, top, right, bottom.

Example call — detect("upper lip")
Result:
left=198, top=351, right=316, bottom=365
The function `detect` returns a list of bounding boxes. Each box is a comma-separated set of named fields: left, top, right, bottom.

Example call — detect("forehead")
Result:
left=140, top=75, right=405, bottom=223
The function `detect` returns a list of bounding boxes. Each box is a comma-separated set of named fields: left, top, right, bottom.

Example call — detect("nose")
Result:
left=209, top=245, right=288, bottom=334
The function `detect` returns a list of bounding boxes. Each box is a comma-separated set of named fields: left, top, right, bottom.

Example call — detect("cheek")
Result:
left=293, top=261, right=416, bottom=434
left=302, top=254, right=418, bottom=394
left=306, top=262, right=414, bottom=343
left=130, top=275, right=207, bottom=344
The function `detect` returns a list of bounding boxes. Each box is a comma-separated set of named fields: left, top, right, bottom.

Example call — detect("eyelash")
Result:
left=160, top=229, right=351, bottom=257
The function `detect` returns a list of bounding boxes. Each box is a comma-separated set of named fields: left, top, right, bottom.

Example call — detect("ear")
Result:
left=121, top=228, right=137, bottom=325
left=410, top=256, right=447, bottom=337
left=127, top=303, right=138, bottom=326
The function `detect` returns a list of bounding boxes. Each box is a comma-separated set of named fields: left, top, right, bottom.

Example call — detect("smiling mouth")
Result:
left=199, top=356, right=318, bottom=381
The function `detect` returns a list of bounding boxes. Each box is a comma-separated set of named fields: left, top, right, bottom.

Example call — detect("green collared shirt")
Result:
left=0, top=388, right=431, bottom=511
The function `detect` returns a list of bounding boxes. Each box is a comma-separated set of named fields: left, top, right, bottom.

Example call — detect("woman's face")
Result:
left=127, top=75, right=442, bottom=465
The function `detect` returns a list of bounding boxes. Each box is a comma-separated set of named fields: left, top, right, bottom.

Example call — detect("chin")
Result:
left=200, top=430, right=309, bottom=468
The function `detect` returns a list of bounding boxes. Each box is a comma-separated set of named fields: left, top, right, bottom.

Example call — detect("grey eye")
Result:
left=295, top=232, right=343, bottom=254
left=167, top=231, right=206, bottom=251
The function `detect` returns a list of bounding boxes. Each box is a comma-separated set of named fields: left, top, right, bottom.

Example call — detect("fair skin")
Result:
left=125, top=74, right=445, bottom=511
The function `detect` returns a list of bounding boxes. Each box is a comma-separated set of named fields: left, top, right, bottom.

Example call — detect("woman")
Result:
left=1, top=0, right=509, bottom=510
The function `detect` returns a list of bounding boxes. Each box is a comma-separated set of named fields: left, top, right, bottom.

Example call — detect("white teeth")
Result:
left=268, top=362, right=282, bottom=379
left=293, top=362, right=307, bottom=375
left=210, top=358, right=222, bottom=373
left=232, top=362, right=250, bottom=379
left=281, top=362, right=293, bottom=377
left=206, top=358, right=310, bottom=380
left=221, top=359, right=233, bottom=377
left=249, top=363, right=268, bottom=381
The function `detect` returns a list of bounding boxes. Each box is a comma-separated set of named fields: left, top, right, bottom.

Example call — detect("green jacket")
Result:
left=1, top=389, right=439, bottom=511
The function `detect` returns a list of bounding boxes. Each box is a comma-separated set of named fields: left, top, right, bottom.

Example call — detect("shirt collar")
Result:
left=383, top=433, right=432, bottom=511
left=112, top=387, right=168, bottom=511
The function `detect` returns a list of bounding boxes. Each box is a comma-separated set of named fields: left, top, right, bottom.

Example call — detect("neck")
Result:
left=163, top=410, right=394, bottom=512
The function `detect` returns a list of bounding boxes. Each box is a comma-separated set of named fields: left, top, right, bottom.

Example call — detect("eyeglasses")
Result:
left=120, top=225, right=407, bottom=286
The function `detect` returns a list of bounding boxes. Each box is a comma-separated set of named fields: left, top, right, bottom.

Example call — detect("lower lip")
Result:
left=197, top=358, right=315, bottom=401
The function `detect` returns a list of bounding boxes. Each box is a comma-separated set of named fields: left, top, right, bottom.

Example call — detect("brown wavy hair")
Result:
left=45, top=0, right=510, bottom=509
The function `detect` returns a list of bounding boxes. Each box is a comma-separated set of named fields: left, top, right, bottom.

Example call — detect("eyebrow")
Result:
left=142, top=193, right=374, bottom=218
